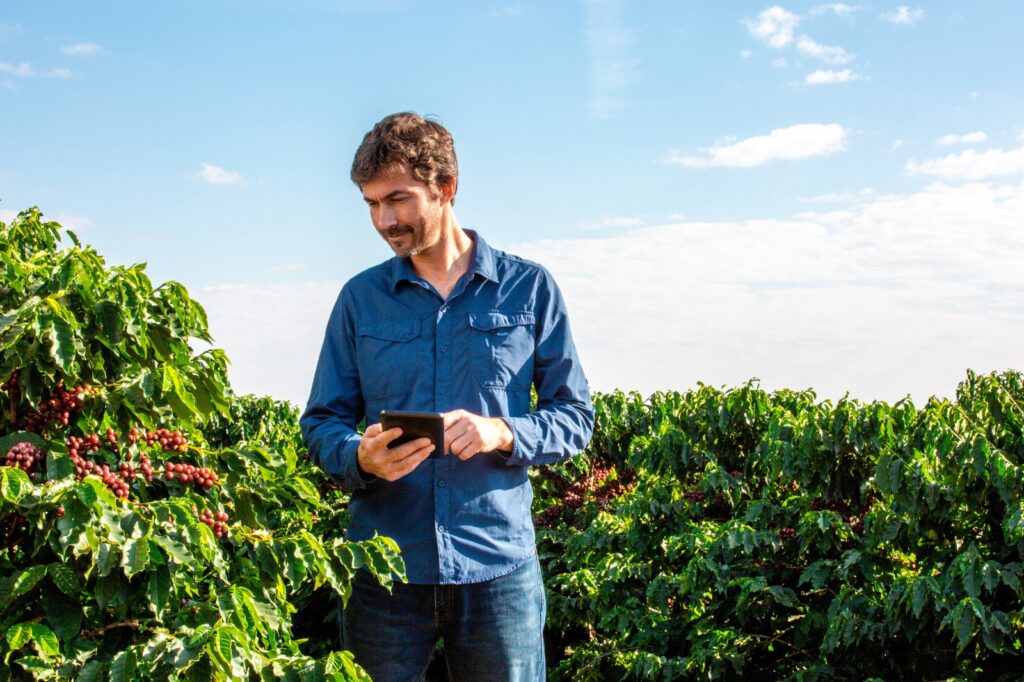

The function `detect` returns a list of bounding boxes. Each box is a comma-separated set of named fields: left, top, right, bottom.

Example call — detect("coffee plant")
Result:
left=534, top=376, right=1024, bottom=680
left=1, top=209, right=399, bottom=680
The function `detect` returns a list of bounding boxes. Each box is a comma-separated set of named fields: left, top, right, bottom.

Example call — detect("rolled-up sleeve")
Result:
left=299, top=286, right=373, bottom=490
left=500, top=268, right=594, bottom=467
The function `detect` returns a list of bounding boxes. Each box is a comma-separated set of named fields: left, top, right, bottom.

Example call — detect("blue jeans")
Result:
left=343, top=554, right=547, bottom=681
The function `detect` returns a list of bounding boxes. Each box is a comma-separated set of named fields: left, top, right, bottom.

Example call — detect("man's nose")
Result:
left=377, top=204, right=398, bottom=229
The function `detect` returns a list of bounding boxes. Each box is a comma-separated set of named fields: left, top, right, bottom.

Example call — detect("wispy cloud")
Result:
left=880, top=6, right=924, bottom=24
left=60, top=42, right=101, bottom=56
left=744, top=6, right=800, bottom=48
left=938, top=131, right=987, bottom=146
left=796, top=35, right=855, bottom=64
left=666, top=123, right=848, bottom=169
left=906, top=145, right=1024, bottom=180
left=810, top=3, right=861, bottom=16
left=0, top=62, right=72, bottom=78
left=740, top=49, right=753, bottom=58
left=52, top=213, right=95, bottom=232
left=494, top=4, right=523, bottom=17
left=196, top=163, right=247, bottom=186
left=585, top=0, right=637, bottom=119
left=799, top=188, right=875, bottom=203
left=579, top=215, right=646, bottom=230
left=508, top=180, right=1024, bottom=403
left=805, top=68, right=864, bottom=84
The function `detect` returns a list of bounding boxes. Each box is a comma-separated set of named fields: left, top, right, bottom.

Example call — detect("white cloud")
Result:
left=805, top=68, right=864, bottom=84
left=0, top=62, right=34, bottom=77
left=799, top=188, right=874, bottom=203
left=745, top=6, right=800, bottom=48
left=666, top=123, right=848, bottom=168
left=772, top=57, right=790, bottom=68
left=906, top=145, right=1024, bottom=180
left=52, top=213, right=95, bottom=232
left=585, top=0, right=637, bottom=119
left=740, top=49, right=753, bottom=58
left=880, top=6, right=924, bottom=24
left=938, top=131, right=987, bottom=146
left=506, top=180, right=1024, bottom=404
left=796, top=35, right=855, bottom=64
left=197, top=163, right=247, bottom=186
left=201, top=181, right=1024, bottom=408
left=60, top=42, right=101, bottom=56
left=197, top=283, right=343, bottom=406
left=579, top=215, right=646, bottom=230
left=891, top=139, right=905, bottom=152
left=810, top=3, right=861, bottom=16
left=0, top=62, right=72, bottom=78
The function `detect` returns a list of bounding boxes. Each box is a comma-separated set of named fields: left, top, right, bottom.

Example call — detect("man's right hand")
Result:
left=356, top=423, right=434, bottom=481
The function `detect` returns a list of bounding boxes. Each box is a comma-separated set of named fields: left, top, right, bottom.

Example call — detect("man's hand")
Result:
left=443, top=410, right=514, bottom=461
left=357, top=423, right=434, bottom=481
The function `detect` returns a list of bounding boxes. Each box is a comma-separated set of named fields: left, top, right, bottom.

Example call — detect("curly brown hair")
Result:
left=351, top=112, right=459, bottom=205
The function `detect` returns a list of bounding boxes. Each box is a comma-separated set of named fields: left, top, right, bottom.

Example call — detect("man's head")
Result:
left=351, top=112, right=458, bottom=206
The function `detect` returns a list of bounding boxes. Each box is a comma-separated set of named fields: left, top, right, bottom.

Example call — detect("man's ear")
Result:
left=440, top=179, right=457, bottom=205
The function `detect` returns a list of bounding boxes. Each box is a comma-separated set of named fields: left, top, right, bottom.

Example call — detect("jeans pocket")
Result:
left=356, top=318, right=422, bottom=400
left=468, top=311, right=535, bottom=390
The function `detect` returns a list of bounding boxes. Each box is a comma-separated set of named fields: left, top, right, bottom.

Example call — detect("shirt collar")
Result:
left=390, top=229, right=499, bottom=291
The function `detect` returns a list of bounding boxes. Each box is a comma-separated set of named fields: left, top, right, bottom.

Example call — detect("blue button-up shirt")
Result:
left=300, top=230, right=594, bottom=584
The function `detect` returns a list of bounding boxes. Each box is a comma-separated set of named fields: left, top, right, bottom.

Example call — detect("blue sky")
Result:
left=2, top=2, right=1023, bottom=406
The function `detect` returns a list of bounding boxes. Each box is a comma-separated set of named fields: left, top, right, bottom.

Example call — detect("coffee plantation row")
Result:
left=2, top=209, right=1022, bottom=680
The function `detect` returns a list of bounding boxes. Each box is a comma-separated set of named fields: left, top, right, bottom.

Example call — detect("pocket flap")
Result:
left=356, top=318, right=420, bottom=342
left=468, top=311, right=536, bottom=331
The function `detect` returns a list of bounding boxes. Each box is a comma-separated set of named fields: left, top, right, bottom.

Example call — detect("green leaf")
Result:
left=11, top=565, right=48, bottom=598
left=955, top=599, right=977, bottom=653
left=95, top=300, right=125, bottom=346
left=5, top=622, right=61, bottom=661
left=14, top=656, right=51, bottom=674
left=76, top=659, right=105, bottom=682
left=46, top=449, right=75, bottom=480
left=110, top=647, right=137, bottom=682
left=122, top=536, right=151, bottom=578
left=41, top=313, right=77, bottom=371
left=1, top=465, right=32, bottom=502
left=148, top=564, right=171, bottom=616
left=48, top=562, right=81, bottom=596
left=41, top=587, right=83, bottom=641
left=152, top=533, right=195, bottom=565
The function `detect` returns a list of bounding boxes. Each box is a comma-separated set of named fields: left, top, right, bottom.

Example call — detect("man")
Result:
left=300, top=112, right=594, bottom=680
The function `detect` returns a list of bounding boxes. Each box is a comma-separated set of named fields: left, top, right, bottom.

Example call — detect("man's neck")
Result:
left=410, top=216, right=474, bottom=299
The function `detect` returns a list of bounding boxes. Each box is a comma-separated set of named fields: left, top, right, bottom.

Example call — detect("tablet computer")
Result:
left=380, top=410, right=445, bottom=458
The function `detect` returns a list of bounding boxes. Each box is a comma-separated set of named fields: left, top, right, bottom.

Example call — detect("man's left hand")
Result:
left=443, top=410, right=514, bottom=460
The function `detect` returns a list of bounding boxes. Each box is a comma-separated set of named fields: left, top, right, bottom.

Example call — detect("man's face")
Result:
left=361, top=165, right=446, bottom=258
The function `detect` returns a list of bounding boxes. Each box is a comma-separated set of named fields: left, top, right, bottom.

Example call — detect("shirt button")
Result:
left=438, top=480, right=446, bottom=487
left=440, top=345, right=448, bottom=353
left=438, top=525, right=446, bottom=533
left=440, top=387, right=447, bottom=395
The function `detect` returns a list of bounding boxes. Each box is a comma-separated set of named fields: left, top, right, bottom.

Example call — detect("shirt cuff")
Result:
left=497, top=416, right=539, bottom=467
left=339, top=435, right=376, bottom=489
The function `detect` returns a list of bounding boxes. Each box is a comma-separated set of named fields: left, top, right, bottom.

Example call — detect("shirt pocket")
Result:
left=467, top=311, right=535, bottom=390
left=355, top=318, right=422, bottom=401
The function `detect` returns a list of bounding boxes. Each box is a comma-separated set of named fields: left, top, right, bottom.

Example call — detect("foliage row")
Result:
left=0, top=209, right=391, bottom=681
left=534, top=372, right=1024, bottom=679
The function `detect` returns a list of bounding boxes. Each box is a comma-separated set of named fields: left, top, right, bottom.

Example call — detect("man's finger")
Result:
left=377, top=427, right=404, bottom=446
left=443, top=410, right=466, bottom=428
left=391, top=437, right=434, bottom=460
left=364, top=422, right=383, bottom=438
